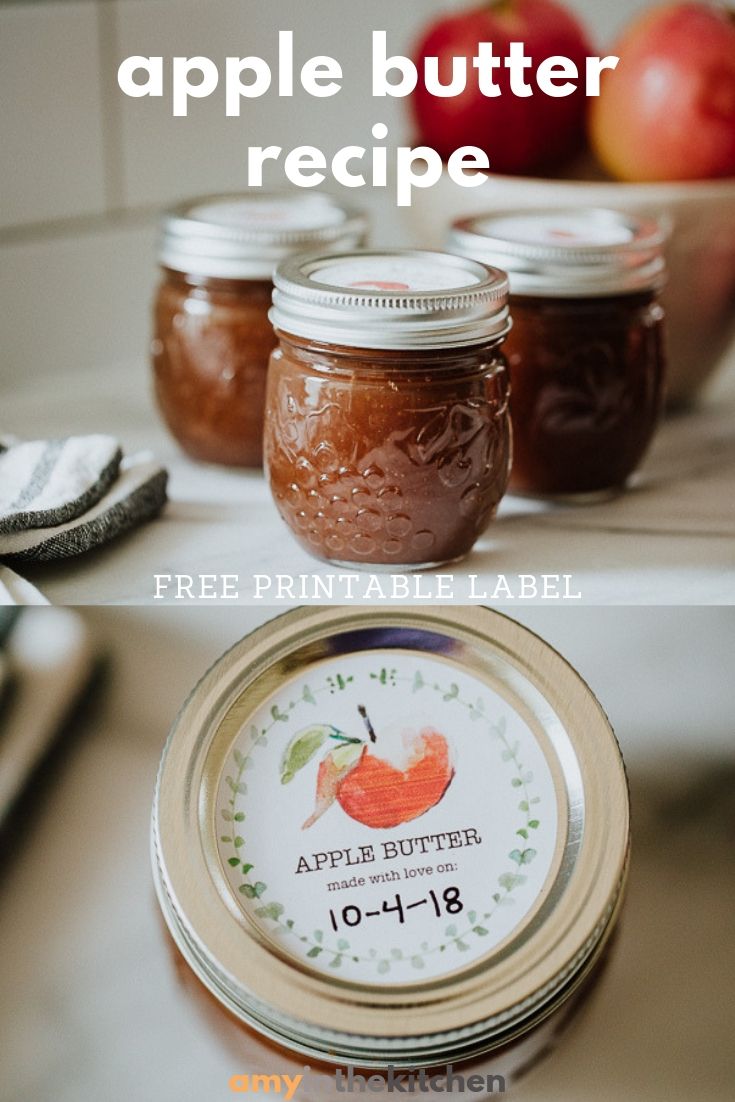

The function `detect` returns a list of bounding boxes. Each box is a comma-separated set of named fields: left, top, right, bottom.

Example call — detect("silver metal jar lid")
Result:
left=269, top=249, right=511, bottom=350
left=152, top=607, right=629, bottom=1069
left=158, top=192, right=368, bottom=281
left=448, top=208, right=667, bottom=298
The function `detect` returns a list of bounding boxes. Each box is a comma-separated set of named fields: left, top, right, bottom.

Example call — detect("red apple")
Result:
left=410, top=0, right=594, bottom=175
left=590, top=3, right=735, bottom=181
left=336, top=729, right=455, bottom=830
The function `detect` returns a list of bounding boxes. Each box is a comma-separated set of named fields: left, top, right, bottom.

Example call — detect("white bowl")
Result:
left=405, top=168, right=735, bottom=406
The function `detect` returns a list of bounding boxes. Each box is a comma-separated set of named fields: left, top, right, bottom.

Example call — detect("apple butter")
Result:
left=151, top=193, right=367, bottom=467
left=449, top=209, right=668, bottom=500
left=264, top=251, right=512, bottom=567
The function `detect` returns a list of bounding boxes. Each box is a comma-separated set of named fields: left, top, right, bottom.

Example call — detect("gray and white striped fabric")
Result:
left=0, top=435, right=122, bottom=534
left=0, top=454, right=168, bottom=564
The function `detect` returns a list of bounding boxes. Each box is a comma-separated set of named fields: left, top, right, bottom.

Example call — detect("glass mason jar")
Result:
left=151, top=193, right=368, bottom=468
left=448, top=209, right=668, bottom=501
left=152, top=607, right=630, bottom=1098
left=264, top=251, right=512, bottom=568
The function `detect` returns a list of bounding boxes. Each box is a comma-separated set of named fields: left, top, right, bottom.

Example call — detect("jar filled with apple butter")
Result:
left=152, top=607, right=631, bottom=1096
left=448, top=209, right=668, bottom=500
left=264, top=250, right=512, bottom=568
left=152, top=193, right=367, bottom=467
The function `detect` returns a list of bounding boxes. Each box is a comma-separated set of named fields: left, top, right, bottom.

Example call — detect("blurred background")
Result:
left=5, top=0, right=733, bottom=390
left=0, top=606, right=734, bottom=1101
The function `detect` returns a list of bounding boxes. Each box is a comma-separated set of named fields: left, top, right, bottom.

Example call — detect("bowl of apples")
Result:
left=405, top=0, right=735, bottom=407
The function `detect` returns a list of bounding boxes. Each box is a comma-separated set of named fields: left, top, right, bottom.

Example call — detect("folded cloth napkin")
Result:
left=0, top=452, right=168, bottom=564
left=0, top=567, right=49, bottom=605
left=0, top=608, right=96, bottom=829
left=0, top=435, right=122, bottom=533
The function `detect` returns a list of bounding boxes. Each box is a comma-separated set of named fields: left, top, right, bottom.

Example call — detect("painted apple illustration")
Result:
left=280, top=706, right=455, bottom=830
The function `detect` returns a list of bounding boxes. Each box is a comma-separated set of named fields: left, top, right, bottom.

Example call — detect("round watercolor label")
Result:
left=310, top=256, right=481, bottom=294
left=216, top=650, right=558, bottom=985
left=192, top=194, right=347, bottom=231
left=477, top=212, right=635, bottom=248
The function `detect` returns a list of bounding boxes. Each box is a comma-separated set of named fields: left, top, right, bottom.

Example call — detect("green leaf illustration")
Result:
left=256, top=903, right=284, bottom=921
left=509, top=849, right=536, bottom=866
left=498, top=872, right=526, bottom=891
left=280, top=725, right=333, bottom=784
left=411, top=956, right=425, bottom=969
left=377, top=959, right=390, bottom=974
left=239, top=881, right=266, bottom=899
left=307, top=946, right=323, bottom=959
left=473, top=926, right=489, bottom=936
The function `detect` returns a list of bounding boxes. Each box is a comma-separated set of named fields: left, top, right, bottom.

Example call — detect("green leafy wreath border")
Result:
left=219, top=664, right=543, bottom=975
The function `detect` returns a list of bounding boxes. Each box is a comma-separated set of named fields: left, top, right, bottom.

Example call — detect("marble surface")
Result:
left=1, top=356, right=734, bottom=607
left=0, top=607, right=734, bottom=1102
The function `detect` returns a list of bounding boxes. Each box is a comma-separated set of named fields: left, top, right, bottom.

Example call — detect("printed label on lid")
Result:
left=216, top=650, right=559, bottom=985
left=311, top=257, right=482, bottom=294
left=192, top=195, right=347, bottom=231
left=478, top=212, right=636, bottom=248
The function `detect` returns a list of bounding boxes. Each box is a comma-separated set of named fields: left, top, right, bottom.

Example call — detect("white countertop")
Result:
left=2, top=360, right=734, bottom=606
left=1, top=606, right=733, bottom=1102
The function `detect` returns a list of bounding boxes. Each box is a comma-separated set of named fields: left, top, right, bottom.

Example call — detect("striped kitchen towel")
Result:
left=0, top=453, right=168, bottom=564
left=0, top=435, right=122, bottom=534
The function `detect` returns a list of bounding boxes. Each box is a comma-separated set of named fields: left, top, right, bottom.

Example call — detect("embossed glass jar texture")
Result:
left=151, top=193, right=367, bottom=468
left=504, top=292, right=665, bottom=498
left=152, top=608, right=631, bottom=1096
left=264, top=251, right=512, bottom=568
left=449, top=209, right=668, bottom=500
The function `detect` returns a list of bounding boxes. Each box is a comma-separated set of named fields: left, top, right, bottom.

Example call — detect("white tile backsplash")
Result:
left=112, top=0, right=420, bottom=209
left=0, top=1, right=108, bottom=230
left=0, top=219, right=157, bottom=384
left=0, top=0, right=728, bottom=387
